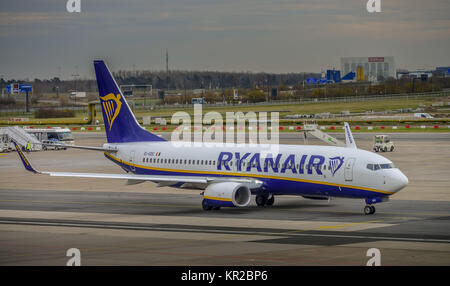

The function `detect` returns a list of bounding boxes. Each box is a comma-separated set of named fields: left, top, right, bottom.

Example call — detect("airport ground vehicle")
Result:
left=25, top=127, right=74, bottom=146
left=42, top=139, right=67, bottom=150
left=414, top=113, right=433, bottom=119
left=373, top=135, right=394, bottom=152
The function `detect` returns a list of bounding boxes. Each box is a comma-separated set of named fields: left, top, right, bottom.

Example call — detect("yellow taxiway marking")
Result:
left=317, top=220, right=382, bottom=230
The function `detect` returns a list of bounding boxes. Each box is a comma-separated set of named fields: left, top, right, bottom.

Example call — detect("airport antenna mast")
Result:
left=166, top=48, right=169, bottom=91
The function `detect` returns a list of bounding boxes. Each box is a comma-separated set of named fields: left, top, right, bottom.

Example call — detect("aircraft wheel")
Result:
left=202, top=199, right=213, bottom=211
left=255, top=195, right=267, bottom=206
left=266, top=196, right=275, bottom=206
left=364, top=205, right=376, bottom=215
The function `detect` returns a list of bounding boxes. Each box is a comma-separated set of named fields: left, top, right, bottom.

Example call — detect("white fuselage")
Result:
left=103, top=141, right=408, bottom=199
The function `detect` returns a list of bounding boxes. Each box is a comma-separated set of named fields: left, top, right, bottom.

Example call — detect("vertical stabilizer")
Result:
left=94, top=60, right=166, bottom=143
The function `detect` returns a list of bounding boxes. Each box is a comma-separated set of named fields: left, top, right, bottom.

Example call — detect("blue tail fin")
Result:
left=94, top=60, right=166, bottom=143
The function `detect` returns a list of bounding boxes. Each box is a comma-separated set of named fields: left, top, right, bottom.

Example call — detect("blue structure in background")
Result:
left=342, top=72, right=356, bottom=81
left=326, top=70, right=341, bottom=83
left=436, top=67, right=450, bottom=77
left=6, top=84, right=33, bottom=94
left=306, top=78, right=318, bottom=85
left=319, top=78, right=328, bottom=84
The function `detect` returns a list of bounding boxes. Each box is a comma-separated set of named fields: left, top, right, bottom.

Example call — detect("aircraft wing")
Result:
left=12, top=141, right=262, bottom=188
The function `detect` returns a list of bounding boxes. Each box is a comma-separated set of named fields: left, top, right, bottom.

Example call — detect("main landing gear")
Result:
left=256, top=194, right=274, bottom=207
left=364, top=205, right=376, bottom=215
left=202, top=199, right=221, bottom=211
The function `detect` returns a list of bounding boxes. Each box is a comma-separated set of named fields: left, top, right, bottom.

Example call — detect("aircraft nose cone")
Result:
left=390, top=170, right=408, bottom=193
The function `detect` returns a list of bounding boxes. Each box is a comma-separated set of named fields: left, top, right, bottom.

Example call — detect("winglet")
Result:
left=12, top=141, right=40, bottom=173
left=344, top=122, right=357, bottom=149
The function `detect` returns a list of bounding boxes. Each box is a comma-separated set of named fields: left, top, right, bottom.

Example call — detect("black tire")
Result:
left=364, top=206, right=373, bottom=215
left=383, top=147, right=387, bottom=152
left=390, top=146, right=394, bottom=152
left=202, top=199, right=213, bottom=211
left=255, top=195, right=267, bottom=206
left=266, top=196, right=275, bottom=206
left=370, top=206, right=376, bottom=214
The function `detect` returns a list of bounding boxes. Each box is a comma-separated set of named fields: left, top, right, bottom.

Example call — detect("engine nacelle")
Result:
left=203, top=182, right=251, bottom=208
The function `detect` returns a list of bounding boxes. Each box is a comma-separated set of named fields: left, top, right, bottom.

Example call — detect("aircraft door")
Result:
left=344, top=158, right=355, bottom=181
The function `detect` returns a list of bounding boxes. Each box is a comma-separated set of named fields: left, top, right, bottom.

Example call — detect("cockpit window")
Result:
left=367, top=162, right=395, bottom=171
left=380, top=163, right=395, bottom=169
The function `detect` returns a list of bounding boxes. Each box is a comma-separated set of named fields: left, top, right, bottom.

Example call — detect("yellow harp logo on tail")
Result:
left=100, top=93, right=122, bottom=131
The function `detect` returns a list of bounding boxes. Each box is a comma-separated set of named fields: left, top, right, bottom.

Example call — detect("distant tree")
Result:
left=246, top=89, right=266, bottom=103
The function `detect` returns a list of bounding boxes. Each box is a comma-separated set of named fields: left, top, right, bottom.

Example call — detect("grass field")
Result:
left=133, top=98, right=436, bottom=118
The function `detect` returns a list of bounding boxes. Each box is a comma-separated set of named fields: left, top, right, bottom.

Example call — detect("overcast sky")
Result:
left=0, top=0, right=449, bottom=80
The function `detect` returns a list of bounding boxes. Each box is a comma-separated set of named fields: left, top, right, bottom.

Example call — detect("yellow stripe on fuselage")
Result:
left=104, top=152, right=394, bottom=195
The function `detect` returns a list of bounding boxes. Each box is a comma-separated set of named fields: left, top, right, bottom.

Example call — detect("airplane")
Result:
left=13, top=60, right=408, bottom=215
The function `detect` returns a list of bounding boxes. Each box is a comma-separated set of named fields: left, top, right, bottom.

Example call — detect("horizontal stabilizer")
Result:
left=41, top=143, right=118, bottom=152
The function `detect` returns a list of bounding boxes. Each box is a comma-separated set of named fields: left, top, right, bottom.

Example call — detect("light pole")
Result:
left=72, top=65, right=79, bottom=107
left=0, top=74, right=4, bottom=97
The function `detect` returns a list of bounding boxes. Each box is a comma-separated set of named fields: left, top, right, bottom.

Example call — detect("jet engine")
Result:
left=202, top=182, right=251, bottom=210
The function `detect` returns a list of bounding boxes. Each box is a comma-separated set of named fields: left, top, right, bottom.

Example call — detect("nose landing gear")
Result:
left=364, top=197, right=388, bottom=215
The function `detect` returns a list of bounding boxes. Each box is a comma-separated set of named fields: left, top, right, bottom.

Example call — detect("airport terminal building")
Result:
left=341, top=57, right=396, bottom=80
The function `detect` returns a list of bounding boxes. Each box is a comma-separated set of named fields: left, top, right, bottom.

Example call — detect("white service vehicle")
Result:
left=373, top=135, right=394, bottom=152
left=25, top=127, right=74, bottom=146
